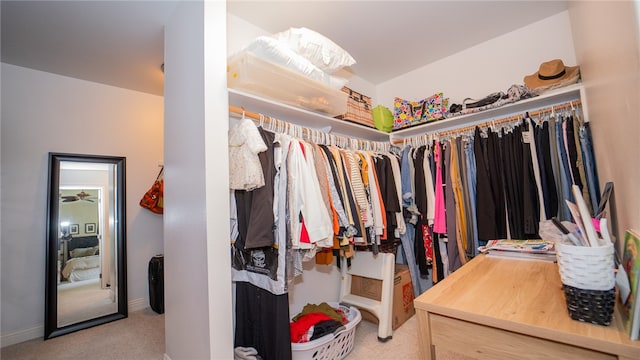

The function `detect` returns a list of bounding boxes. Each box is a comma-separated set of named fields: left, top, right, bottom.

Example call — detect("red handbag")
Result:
left=140, top=167, right=164, bottom=214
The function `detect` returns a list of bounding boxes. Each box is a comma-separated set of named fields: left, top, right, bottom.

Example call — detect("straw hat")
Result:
left=524, top=59, right=580, bottom=90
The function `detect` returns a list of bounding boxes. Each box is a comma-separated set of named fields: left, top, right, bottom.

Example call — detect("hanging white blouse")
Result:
left=288, top=139, right=333, bottom=250
left=228, top=117, right=268, bottom=191
left=302, top=141, right=334, bottom=248
left=388, top=154, right=407, bottom=236
left=423, top=149, right=436, bottom=226
left=364, top=153, right=385, bottom=241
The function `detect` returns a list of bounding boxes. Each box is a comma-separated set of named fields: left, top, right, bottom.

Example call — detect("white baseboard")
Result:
left=164, top=353, right=172, bottom=360
left=1, top=297, right=149, bottom=348
left=1, top=325, right=43, bottom=348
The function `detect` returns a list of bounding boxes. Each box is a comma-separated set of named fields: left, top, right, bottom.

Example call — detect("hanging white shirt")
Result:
left=288, top=139, right=333, bottom=250
left=388, top=154, right=407, bottom=236
left=228, top=117, right=268, bottom=191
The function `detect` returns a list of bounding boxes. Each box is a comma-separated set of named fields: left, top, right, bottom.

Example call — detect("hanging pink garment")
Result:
left=433, top=142, right=447, bottom=233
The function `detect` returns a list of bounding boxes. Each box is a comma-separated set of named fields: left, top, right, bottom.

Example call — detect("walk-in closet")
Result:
left=1, top=2, right=638, bottom=360
left=221, top=2, right=639, bottom=359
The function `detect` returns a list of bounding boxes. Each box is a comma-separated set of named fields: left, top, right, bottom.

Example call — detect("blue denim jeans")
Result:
left=464, top=138, right=480, bottom=253
left=556, top=119, right=574, bottom=221
left=579, top=123, right=601, bottom=211
left=399, top=223, right=424, bottom=298
left=401, top=146, right=413, bottom=208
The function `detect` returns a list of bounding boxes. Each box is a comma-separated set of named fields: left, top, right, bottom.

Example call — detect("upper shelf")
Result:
left=229, top=83, right=584, bottom=144
left=228, top=88, right=391, bottom=142
left=389, top=84, right=584, bottom=142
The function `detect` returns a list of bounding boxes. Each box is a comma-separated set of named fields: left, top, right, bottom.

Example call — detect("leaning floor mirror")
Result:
left=45, top=152, right=127, bottom=339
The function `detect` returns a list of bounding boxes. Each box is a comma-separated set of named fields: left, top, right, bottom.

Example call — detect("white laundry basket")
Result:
left=291, top=302, right=362, bottom=360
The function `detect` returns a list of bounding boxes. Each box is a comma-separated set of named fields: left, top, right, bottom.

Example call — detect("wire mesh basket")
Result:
left=291, top=303, right=362, bottom=360
left=556, top=241, right=615, bottom=326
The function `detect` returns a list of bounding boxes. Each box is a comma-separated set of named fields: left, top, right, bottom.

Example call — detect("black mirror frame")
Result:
left=45, top=152, right=127, bottom=339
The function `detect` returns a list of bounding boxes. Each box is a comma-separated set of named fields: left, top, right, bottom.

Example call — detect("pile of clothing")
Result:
left=290, top=302, right=348, bottom=343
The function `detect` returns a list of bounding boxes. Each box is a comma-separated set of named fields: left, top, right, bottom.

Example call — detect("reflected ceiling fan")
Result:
left=60, top=190, right=97, bottom=203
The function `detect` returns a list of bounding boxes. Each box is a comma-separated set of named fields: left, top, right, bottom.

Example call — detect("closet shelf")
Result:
left=389, top=83, right=584, bottom=142
left=228, top=88, right=390, bottom=142
left=229, top=84, right=584, bottom=144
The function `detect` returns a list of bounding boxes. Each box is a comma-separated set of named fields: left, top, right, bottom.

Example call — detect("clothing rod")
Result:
left=391, top=99, right=582, bottom=145
left=229, top=104, right=274, bottom=124
left=229, top=105, right=390, bottom=151
left=229, top=104, right=322, bottom=139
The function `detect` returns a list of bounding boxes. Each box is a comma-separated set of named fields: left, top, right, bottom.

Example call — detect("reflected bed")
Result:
left=61, top=236, right=100, bottom=282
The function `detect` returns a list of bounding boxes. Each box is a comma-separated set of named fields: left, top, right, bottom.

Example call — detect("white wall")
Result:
left=204, top=2, right=234, bottom=357
left=568, top=1, right=640, bottom=241
left=377, top=11, right=577, bottom=109
left=0, top=63, right=164, bottom=346
left=163, top=1, right=233, bottom=359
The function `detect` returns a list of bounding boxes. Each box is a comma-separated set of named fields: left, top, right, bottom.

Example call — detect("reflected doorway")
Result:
left=57, top=187, right=116, bottom=327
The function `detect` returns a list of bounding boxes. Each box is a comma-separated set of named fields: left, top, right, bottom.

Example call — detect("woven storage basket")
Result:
left=291, top=303, right=362, bottom=360
left=335, top=87, right=374, bottom=128
left=562, top=284, right=616, bottom=326
left=556, top=241, right=615, bottom=325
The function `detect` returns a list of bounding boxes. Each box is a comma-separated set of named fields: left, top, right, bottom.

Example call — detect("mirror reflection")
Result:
left=46, top=153, right=127, bottom=339
left=57, top=187, right=115, bottom=327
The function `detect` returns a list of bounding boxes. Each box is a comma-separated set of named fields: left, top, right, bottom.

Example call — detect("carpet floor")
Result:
left=1, top=308, right=165, bottom=360
left=57, top=279, right=117, bottom=327
left=349, top=315, right=473, bottom=360
left=1, top=309, right=472, bottom=359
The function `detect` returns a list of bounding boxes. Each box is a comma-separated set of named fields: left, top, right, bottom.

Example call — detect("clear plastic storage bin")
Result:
left=228, top=52, right=348, bottom=117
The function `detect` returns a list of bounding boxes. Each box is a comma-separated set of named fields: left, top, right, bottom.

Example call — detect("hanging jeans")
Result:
left=401, top=146, right=413, bottom=207
left=464, top=139, right=480, bottom=252
left=400, top=222, right=424, bottom=297
left=556, top=119, right=574, bottom=221
left=580, top=123, right=601, bottom=211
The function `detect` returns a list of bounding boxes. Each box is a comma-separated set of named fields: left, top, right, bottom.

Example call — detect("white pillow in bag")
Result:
left=243, top=36, right=348, bottom=89
left=273, top=27, right=356, bottom=73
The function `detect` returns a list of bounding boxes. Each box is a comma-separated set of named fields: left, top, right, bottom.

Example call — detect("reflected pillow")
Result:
left=70, top=246, right=98, bottom=258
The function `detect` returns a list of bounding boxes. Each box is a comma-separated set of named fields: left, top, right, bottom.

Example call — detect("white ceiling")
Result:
left=228, top=1, right=569, bottom=84
left=1, top=1, right=178, bottom=96
left=1, top=1, right=568, bottom=96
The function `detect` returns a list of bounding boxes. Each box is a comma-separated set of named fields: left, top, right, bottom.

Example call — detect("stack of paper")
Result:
left=478, top=239, right=556, bottom=262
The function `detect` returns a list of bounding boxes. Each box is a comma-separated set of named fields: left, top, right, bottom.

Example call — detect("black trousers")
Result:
left=234, top=282, right=291, bottom=360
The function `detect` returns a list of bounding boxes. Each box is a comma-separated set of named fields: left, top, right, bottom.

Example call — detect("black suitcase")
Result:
left=148, top=254, right=164, bottom=314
